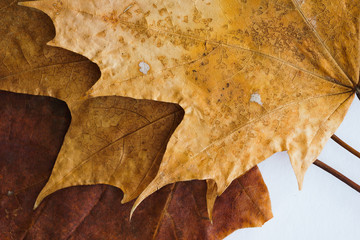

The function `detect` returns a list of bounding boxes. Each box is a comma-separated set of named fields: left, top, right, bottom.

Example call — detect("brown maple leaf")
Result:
left=29, top=169, right=271, bottom=240
left=21, top=0, right=360, bottom=213
left=0, top=0, right=98, bottom=106
left=0, top=90, right=272, bottom=240
left=0, top=90, right=71, bottom=239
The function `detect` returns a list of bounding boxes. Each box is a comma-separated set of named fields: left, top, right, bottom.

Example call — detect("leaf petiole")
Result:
left=313, top=135, right=360, bottom=193
left=331, top=135, right=360, bottom=159
left=313, top=160, right=360, bottom=193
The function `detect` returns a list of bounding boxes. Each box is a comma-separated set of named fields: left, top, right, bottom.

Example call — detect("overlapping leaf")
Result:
left=21, top=0, right=360, bottom=211
left=33, top=96, right=184, bottom=208
left=0, top=90, right=71, bottom=239
left=1, top=2, right=274, bottom=239
left=0, top=91, right=272, bottom=240
left=0, top=0, right=99, bottom=106
left=1, top=0, right=184, bottom=208
left=27, top=171, right=272, bottom=240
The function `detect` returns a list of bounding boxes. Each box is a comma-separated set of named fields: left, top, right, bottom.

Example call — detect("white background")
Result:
left=225, top=98, right=360, bottom=240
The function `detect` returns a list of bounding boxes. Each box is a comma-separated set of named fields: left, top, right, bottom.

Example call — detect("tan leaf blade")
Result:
left=0, top=0, right=99, bottom=106
left=34, top=96, right=183, bottom=208
left=20, top=0, right=360, bottom=213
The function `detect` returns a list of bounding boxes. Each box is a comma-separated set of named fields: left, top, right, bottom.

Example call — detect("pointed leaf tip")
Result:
left=206, top=179, right=218, bottom=223
left=18, top=1, right=39, bottom=8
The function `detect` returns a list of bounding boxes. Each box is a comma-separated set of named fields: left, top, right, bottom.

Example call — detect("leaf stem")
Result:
left=356, top=84, right=360, bottom=100
left=313, top=159, right=360, bottom=193
left=331, top=135, right=360, bottom=159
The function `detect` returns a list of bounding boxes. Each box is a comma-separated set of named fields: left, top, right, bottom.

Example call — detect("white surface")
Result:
left=225, top=98, right=360, bottom=240
left=139, top=61, right=150, bottom=75
left=250, top=93, right=263, bottom=106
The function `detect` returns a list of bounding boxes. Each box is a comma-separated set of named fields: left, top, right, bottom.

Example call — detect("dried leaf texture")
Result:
left=22, top=0, right=360, bottom=209
left=0, top=1, right=184, bottom=209
left=0, top=91, right=272, bottom=239
left=0, top=0, right=99, bottom=107
left=0, top=91, right=71, bottom=239
left=0, top=1, right=221, bottom=219
left=34, top=96, right=184, bottom=208
left=37, top=168, right=271, bottom=240
left=293, top=0, right=360, bottom=82
left=18, top=174, right=272, bottom=240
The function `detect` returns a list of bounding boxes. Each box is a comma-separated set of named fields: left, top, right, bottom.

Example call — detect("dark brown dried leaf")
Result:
left=28, top=167, right=271, bottom=240
left=0, top=90, right=71, bottom=239
left=0, top=91, right=272, bottom=240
